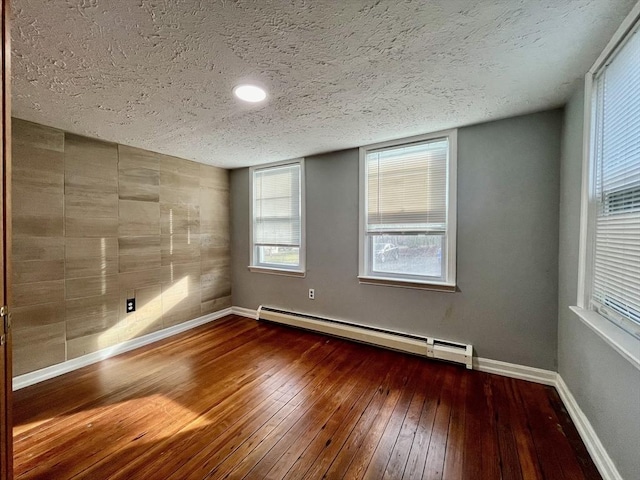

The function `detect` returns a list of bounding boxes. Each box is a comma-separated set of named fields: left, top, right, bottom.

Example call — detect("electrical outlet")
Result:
left=126, top=298, right=136, bottom=313
left=308, top=289, right=315, bottom=300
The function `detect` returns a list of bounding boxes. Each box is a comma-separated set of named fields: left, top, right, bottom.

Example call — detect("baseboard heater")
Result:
left=257, top=305, right=473, bottom=369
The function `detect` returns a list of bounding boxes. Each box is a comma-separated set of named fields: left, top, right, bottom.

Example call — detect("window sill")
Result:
left=358, top=276, right=456, bottom=292
left=569, top=306, right=640, bottom=371
left=248, top=266, right=306, bottom=277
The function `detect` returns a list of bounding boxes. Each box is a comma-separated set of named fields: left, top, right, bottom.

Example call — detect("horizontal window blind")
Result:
left=253, top=163, right=301, bottom=247
left=366, top=139, right=448, bottom=233
left=592, top=25, right=640, bottom=332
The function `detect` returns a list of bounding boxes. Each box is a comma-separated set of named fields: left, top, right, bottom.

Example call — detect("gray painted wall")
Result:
left=558, top=84, right=640, bottom=479
left=231, top=110, right=562, bottom=369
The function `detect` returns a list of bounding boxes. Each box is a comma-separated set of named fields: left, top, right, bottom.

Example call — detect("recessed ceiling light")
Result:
left=233, top=84, right=267, bottom=103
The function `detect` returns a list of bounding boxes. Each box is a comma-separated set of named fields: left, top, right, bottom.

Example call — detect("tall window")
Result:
left=584, top=19, right=640, bottom=339
left=250, top=160, right=305, bottom=275
left=359, top=131, right=457, bottom=290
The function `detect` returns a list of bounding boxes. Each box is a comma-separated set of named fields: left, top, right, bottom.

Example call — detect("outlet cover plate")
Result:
left=126, top=298, right=136, bottom=313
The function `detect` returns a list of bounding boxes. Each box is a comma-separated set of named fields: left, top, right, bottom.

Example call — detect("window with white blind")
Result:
left=576, top=9, right=640, bottom=354
left=250, top=159, right=305, bottom=275
left=359, top=131, right=457, bottom=290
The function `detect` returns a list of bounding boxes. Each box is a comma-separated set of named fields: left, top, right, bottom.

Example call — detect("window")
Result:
left=359, top=130, right=457, bottom=290
left=575, top=6, right=640, bottom=365
left=586, top=19, right=640, bottom=338
left=250, top=159, right=305, bottom=275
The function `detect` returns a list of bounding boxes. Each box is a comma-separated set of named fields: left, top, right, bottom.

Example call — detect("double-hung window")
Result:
left=576, top=6, right=640, bottom=363
left=250, top=159, right=305, bottom=275
left=359, top=131, right=457, bottom=290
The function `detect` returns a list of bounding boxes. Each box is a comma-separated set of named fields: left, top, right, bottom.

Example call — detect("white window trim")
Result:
left=249, top=158, right=306, bottom=277
left=358, top=129, right=457, bottom=291
left=575, top=2, right=640, bottom=369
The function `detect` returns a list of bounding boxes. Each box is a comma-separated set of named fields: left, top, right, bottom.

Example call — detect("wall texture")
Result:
left=558, top=85, right=640, bottom=479
left=12, top=119, right=231, bottom=376
left=231, top=110, right=562, bottom=369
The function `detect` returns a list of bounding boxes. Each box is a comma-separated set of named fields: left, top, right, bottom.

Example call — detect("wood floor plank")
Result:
left=15, top=319, right=268, bottom=442
left=518, top=381, right=591, bottom=480
left=460, top=372, right=500, bottom=480
left=82, top=327, right=330, bottom=480
left=292, top=351, right=414, bottom=480
left=108, top=335, right=337, bottom=480
left=12, top=315, right=602, bottom=480
left=363, top=360, right=433, bottom=480
left=546, top=387, right=602, bottom=480
left=13, top=315, right=254, bottom=434
left=381, top=359, right=437, bottom=480
left=421, top=364, right=457, bottom=480
left=506, top=378, right=545, bottom=480
left=480, top=374, right=503, bottom=479
left=312, top=354, right=415, bottom=479
left=215, top=343, right=375, bottom=479
left=16, top=323, right=292, bottom=478
left=17, top=323, right=324, bottom=479
left=175, top=336, right=362, bottom=480
left=441, top=370, right=469, bottom=479
left=266, top=348, right=397, bottom=480
left=400, top=366, right=442, bottom=480
left=492, top=375, right=525, bottom=480
left=342, top=361, right=420, bottom=479
left=176, top=342, right=358, bottom=478
left=248, top=348, right=379, bottom=479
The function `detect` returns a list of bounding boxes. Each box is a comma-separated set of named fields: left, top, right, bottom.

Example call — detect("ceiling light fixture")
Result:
left=233, top=84, right=267, bottom=103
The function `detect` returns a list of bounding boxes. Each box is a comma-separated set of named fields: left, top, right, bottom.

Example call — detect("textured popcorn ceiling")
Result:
left=11, top=0, right=636, bottom=168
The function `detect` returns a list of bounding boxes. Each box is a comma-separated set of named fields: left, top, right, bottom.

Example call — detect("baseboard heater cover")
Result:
left=257, top=305, right=473, bottom=369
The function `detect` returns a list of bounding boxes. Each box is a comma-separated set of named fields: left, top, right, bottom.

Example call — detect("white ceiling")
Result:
left=11, top=0, right=637, bottom=168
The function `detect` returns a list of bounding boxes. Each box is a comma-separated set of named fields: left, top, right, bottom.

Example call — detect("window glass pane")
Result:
left=251, top=160, right=304, bottom=272
left=360, top=132, right=455, bottom=285
left=258, top=246, right=300, bottom=267
left=591, top=26, right=640, bottom=331
left=371, top=234, right=443, bottom=278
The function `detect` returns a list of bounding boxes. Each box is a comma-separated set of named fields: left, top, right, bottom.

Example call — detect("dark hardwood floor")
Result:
left=13, top=315, right=600, bottom=479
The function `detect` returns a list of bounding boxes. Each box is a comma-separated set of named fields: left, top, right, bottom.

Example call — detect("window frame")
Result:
left=575, top=3, right=640, bottom=369
left=249, top=158, right=306, bottom=277
left=358, top=129, right=457, bottom=291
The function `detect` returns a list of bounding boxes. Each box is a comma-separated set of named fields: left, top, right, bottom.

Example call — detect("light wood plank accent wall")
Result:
left=11, top=119, right=231, bottom=375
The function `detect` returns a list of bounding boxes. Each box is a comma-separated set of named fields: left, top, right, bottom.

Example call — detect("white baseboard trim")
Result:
left=475, top=358, right=621, bottom=479
left=475, top=359, right=621, bottom=480
left=238, top=304, right=619, bottom=478
left=242, top=305, right=556, bottom=383
left=13, top=303, right=620, bottom=480
left=12, top=307, right=233, bottom=391
left=231, top=306, right=258, bottom=319
left=473, top=357, right=558, bottom=386
left=555, top=375, right=622, bottom=480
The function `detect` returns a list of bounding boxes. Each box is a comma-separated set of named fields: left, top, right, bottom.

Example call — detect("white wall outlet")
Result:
left=308, top=289, right=315, bottom=300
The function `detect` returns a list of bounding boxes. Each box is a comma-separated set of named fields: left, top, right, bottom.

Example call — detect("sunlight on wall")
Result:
left=96, top=277, right=190, bottom=348
left=159, top=276, right=190, bottom=317
left=187, top=207, right=191, bottom=245
left=101, top=237, right=107, bottom=295
left=170, top=208, right=174, bottom=254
